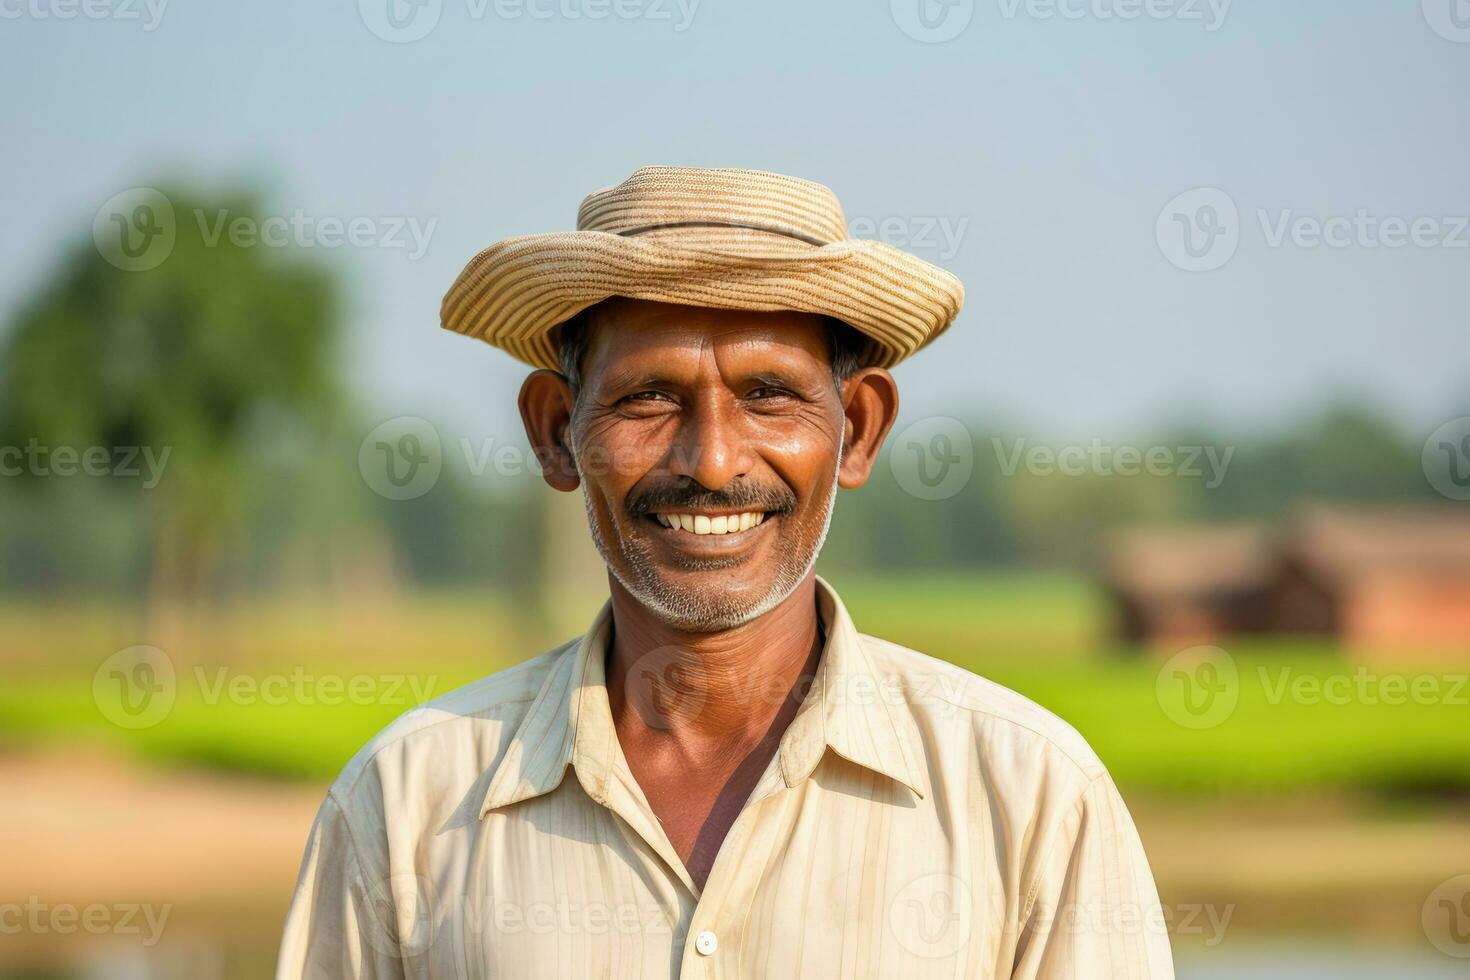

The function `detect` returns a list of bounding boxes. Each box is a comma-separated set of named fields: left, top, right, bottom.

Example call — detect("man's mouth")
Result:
left=648, top=511, right=769, bottom=535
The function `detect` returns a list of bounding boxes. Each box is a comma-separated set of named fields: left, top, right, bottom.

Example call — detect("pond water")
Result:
left=1177, top=943, right=1466, bottom=979
left=7, top=938, right=1462, bottom=978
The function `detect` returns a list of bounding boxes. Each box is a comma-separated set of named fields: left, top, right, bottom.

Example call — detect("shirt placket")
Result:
left=564, top=601, right=838, bottom=979
left=672, top=750, right=795, bottom=980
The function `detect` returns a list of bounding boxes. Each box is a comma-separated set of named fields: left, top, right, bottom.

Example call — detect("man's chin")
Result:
left=592, top=507, right=828, bottom=632
left=614, top=566, right=793, bottom=633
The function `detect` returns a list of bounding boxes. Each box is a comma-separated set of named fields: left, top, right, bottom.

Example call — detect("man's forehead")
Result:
left=581, top=299, right=831, bottom=372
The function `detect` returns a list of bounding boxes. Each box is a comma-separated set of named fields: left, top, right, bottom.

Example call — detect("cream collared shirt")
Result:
left=278, top=578, right=1174, bottom=979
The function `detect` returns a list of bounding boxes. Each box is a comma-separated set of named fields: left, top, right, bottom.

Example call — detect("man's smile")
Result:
left=649, top=510, right=770, bottom=535
left=637, top=507, right=780, bottom=560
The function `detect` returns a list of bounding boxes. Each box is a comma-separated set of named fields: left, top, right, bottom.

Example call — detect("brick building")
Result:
left=1103, top=505, right=1470, bottom=657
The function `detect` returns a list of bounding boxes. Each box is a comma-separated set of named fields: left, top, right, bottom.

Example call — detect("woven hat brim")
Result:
left=440, top=231, right=964, bottom=371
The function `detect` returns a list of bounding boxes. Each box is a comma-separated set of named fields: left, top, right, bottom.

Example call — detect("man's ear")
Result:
left=837, top=367, right=899, bottom=489
left=518, top=369, right=580, bottom=492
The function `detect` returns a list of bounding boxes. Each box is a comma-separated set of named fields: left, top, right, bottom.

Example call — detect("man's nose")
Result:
left=667, top=399, right=754, bottom=491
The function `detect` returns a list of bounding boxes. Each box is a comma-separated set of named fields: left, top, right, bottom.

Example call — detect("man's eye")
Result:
left=748, top=386, right=794, bottom=400
left=623, top=391, right=672, bottom=403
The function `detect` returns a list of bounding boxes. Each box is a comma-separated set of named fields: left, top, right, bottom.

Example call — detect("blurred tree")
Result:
left=1198, top=401, right=1434, bottom=521
left=0, top=187, right=342, bottom=620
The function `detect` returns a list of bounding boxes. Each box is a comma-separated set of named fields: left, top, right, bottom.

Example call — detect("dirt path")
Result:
left=0, top=749, right=322, bottom=907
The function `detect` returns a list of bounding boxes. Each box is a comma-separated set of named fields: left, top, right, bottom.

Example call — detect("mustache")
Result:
left=626, top=476, right=796, bottom=519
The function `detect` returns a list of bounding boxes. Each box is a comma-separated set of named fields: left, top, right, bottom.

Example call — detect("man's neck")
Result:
left=605, top=573, right=824, bottom=746
left=604, top=573, right=826, bottom=886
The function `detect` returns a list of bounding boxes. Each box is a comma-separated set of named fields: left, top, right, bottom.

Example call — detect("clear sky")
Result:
left=3, top=0, right=1466, bottom=446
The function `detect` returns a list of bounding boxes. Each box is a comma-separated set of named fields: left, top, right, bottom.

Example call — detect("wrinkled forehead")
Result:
left=579, top=299, right=833, bottom=385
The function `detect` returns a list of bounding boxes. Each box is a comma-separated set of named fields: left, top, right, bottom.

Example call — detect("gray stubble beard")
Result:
left=575, top=451, right=842, bottom=633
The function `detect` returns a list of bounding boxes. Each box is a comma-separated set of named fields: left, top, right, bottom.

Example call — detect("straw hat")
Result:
left=440, top=166, right=965, bottom=371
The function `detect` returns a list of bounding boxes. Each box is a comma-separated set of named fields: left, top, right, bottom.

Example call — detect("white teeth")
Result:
left=653, top=511, right=768, bottom=535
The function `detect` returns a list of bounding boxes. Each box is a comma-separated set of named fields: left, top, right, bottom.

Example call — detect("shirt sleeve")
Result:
left=1010, top=773, right=1176, bottom=980
left=276, top=793, right=408, bottom=980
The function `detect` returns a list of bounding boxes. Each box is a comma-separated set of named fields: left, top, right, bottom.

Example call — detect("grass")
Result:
left=836, top=570, right=1103, bottom=662
left=982, top=651, right=1470, bottom=795
left=2, top=573, right=1468, bottom=795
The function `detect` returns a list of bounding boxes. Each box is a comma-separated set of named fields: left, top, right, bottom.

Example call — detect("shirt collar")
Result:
left=776, top=577, right=927, bottom=799
left=479, top=575, right=926, bottom=818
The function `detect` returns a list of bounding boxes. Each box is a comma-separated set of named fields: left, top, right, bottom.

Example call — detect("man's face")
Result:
left=560, top=298, right=849, bottom=631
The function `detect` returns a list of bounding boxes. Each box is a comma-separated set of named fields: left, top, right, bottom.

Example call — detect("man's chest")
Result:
left=397, top=763, right=1015, bottom=980
left=622, top=748, right=775, bottom=892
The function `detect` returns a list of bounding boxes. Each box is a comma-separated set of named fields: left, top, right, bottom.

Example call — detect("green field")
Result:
left=3, top=572, right=1468, bottom=795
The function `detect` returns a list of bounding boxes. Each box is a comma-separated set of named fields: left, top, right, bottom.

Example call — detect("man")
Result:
left=278, top=167, right=1174, bottom=978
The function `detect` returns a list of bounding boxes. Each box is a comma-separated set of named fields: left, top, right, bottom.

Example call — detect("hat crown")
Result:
left=576, top=166, right=848, bottom=246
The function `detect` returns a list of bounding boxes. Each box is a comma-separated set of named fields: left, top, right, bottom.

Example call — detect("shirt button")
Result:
left=694, top=930, right=719, bottom=956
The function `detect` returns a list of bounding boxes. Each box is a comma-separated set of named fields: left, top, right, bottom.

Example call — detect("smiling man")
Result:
left=277, top=167, right=1174, bottom=979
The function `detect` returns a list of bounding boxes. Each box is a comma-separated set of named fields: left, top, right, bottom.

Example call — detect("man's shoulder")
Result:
left=327, top=639, right=576, bottom=805
left=859, top=632, right=1108, bottom=784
